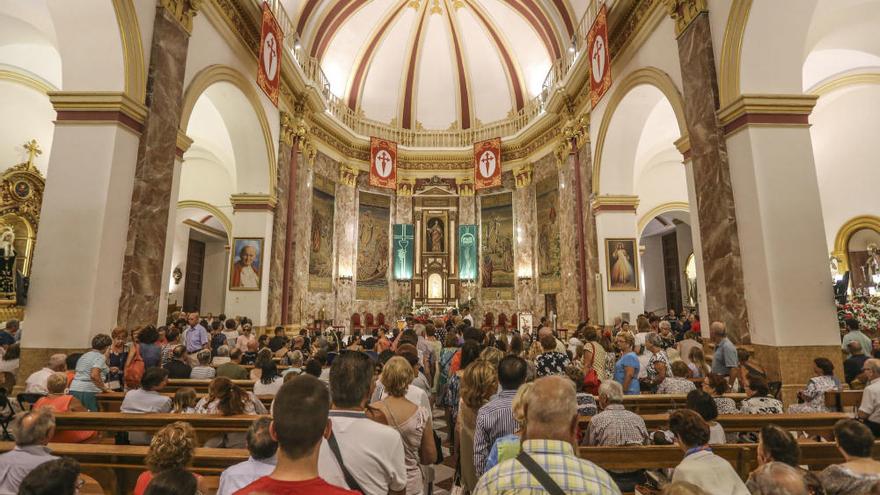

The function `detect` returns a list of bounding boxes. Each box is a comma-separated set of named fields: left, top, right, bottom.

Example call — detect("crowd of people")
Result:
left=0, top=309, right=879, bottom=494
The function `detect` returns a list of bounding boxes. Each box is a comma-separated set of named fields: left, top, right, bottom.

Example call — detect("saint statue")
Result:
left=867, top=243, right=880, bottom=286
left=428, top=219, right=443, bottom=252
left=0, top=226, right=15, bottom=296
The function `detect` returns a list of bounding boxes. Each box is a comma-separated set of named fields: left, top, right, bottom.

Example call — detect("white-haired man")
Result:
left=0, top=409, right=58, bottom=493
left=710, top=321, right=740, bottom=385
left=24, top=354, right=67, bottom=395
left=474, top=376, right=620, bottom=494
left=586, top=381, right=649, bottom=491
left=858, top=358, right=880, bottom=436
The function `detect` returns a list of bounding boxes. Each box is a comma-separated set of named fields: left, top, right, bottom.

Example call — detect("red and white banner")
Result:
left=588, top=4, right=612, bottom=108
left=257, top=2, right=283, bottom=106
left=474, top=138, right=501, bottom=190
left=369, top=137, right=397, bottom=189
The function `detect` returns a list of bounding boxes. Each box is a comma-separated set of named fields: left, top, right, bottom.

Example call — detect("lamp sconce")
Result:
left=461, top=279, right=476, bottom=289
left=338, top=275, right=353, bottom=284
left=172, top=267, right=183, bottom=285
left=395, top=279, right=411, bottom=287
left=517, top=276, right=533, bottom=285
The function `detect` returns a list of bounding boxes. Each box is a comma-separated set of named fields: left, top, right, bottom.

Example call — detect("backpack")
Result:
left=124, top=343, right=145, bottom=390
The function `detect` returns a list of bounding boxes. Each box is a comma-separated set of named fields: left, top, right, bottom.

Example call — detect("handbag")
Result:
left=124, top=343, right=144, bottom=390
left=583, top=342, right=601, bottom=395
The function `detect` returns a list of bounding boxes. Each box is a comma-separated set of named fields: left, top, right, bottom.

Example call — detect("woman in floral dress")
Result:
left=789, top=357, right=840, bottom=413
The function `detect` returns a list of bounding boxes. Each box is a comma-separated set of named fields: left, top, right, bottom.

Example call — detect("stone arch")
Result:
left=592, top=67, right=687, bottom=195
left=176, top=200, right=233, bottom=245
left=637, top=202, right=690, bottom=237
left=180, top=65, right=277, bottom=197
left=832, top=215, right=880, bottom=272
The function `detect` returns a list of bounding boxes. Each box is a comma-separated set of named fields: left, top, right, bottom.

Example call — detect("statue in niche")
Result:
left=867, top=243, right=880, bottom=286
left=0, top=227, right=15, bottom=257
left=427, top=219, right=444, bottom=252
left=0, top=226, right=15, bottom=296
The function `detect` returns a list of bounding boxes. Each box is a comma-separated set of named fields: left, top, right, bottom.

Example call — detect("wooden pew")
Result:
left=613, top=393, right=746, bottom=415
left=578, top=412, right=851, bottom=434
left=825, top=390, right=863, bottom=413
left=164, top=379, right=254, bottom=393
left=52, top=412, right=263, bottom=433
left=96, top=392, right=273, bottom=412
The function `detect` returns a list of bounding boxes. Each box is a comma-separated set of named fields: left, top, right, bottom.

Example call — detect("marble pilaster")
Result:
left=333, top=173, right=357, bottom=326
left=577, top=143, right=601, bottom=323
left=513, top=176, right=539, bottom=316
left=266, top=132, right=292, bottom=326
left=556, top=152, right=581, bottom=328
left=289, top=149, right=314, bottom=325
left=117, top=4, right=193, bottom=329
left=674, top=12, right=750, bottom=343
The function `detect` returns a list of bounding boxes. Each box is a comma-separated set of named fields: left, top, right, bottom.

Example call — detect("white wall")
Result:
left=596, top=212, right=643, bottom=322
left=192, top=230, right=227, bottom=315
left=0, top=81, right=54, bottom=175
left=675, top=222, right=694, bottom=306
left=225, top=210, right=273, bottom=324
left=641, top=235, right=666, bottom=312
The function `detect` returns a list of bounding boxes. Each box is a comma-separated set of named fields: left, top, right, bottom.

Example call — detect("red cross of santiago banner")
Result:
left=474, top=138, right=502, bottom=190
left=369, top=137, right=397, bottom=189
left=257, top=2, right=283, bottom=107
left=588, top=4, right=612, bottom=108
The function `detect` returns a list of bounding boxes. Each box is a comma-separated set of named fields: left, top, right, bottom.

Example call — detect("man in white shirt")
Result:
left=217, top=418, right=277, bottom=494
left=0, top=409, right=58, bottom=494
left=121, top=367, right=172, bottom=445
left=328, top=351, right=407, bottom=494
left=858, top=358, right=880, bottom=436
left=462, top=307, right=475, bottom=327
left=24, top=354, right=67, bottom=395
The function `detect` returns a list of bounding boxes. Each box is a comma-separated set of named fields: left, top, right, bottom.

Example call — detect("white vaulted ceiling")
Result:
left=285, top=0, right=588, bottom=130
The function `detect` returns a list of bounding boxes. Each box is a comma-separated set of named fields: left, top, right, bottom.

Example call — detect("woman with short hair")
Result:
left=820, top=420, right=880, bottom=494
left=703, top=373, right=738, bottom=415
left=33, top=372, right=98, bottom=443
left=668, top=409, right=749, bottom=494
left=789, top=357, right=840, bottom=413
left=740, top=376, right=783, bottom=415
left=370, top=356, right=435, bottom=495
left=106, top=327, right=128, bottom=391
left=69, top=333, right=113, bottom=411
left=613, top=331, right=640, bottom=395
left=133, top=422, right=206, bottom=495
left=189, top=349, right=216, bottom=379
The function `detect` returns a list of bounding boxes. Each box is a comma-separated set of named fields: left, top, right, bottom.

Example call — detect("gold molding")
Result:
left=183, top=218, right=228, bottom=239
left=664, top=0, right=708, bottom=38
left=718, top=0, right=752, bottom=108
left=176, top=200, right=232, bottom=242
left=0, top=69, right=56, bottom=94
left=177, top=129, right=194, bottom=154
left=716, top=94, right=818, bottom=128
left=513, top=163, right=533, bottom=189
left=592, top=67, right=687, bottom=194
left=48, top=91, right=148, bottom=123
left=591, top=195, right=640, bottom=213
left=112, top=0, right=147, bottom=103
left=832, top=215, right=880, bottom=272
left=230, top=193, right=277, bottom=211
left=674, top=133, right=691, bottom=158
left=180, top=65, right=277, bottom=199
left=809, top=72, right=880, bottom=98
left=637, top=201, right=689, bottom=234
left=339, top=164, right=359, bottom=187
left=609, top=0, right=665, bottom=69
left=158, top=0, right=202, bottom=34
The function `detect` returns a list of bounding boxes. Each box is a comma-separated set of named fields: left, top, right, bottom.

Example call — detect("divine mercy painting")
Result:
left=606, top=238, right=639, bottom=291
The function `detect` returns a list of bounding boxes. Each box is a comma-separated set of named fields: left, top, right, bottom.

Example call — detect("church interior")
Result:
left=1, top=0, right=880, bottom=494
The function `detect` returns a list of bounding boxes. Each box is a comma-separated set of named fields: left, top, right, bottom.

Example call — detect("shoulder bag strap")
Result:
left=515, top=450, right=565, bottom=495
left=327, top=431, right=364, bottom=494
left=587, top=342, right=596, bottom=369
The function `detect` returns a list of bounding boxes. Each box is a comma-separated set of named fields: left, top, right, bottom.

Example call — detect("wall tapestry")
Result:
left=480, top=192, right=514, bottom=300
left=459, top=224, right=478, bottom=281
left=308, top=176, right=335, bottom=292
left=393, top=224, right=414, bottom=280
left=356, top=192, right=390, bottom=300
left=536, top=175, right=561, bottom=293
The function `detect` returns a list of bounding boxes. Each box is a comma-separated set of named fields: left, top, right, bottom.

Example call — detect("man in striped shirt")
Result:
left=474, top=355, right=528, bottom=475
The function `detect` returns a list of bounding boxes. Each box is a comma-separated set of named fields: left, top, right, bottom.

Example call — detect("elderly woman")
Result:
left=370, top=356, right=436, bottom=495
left=211, top=345, right=231, bottom=366
left=69, top=333, right=113, bottom=411
left=657, top=361, right=697, bottom=395
left=658, top=321, right=676, bottom=349
left=195, top=376, right=267, bottom=448
left=106, top=327, right=128, bottom=391
left=583, top=326, right=608, bottom=381
left=740, top=376, right=783, bottom=415
left=820, top=420, right=880, bottom=495
left=484, top=382, right=534, bottom=472
left=457, top=359, right=498, bottom=493
left=133, top=421, right=206, bottom=495
left=703, top=373, right=739, bottom=415
left=668, top=409, right=749, bottom=494
left=643, top=332, right=670, bottom=392
left=789, top=357, right=840, bottom=414
left=614, top=331, right=640, bottom=395
left=33, top=372, right=98, bottom=443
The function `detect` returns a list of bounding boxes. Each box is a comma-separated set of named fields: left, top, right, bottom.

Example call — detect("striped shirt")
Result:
left=474, top=389, right=519, bottom=476
left=189, top=366, right=216, bottom=379
left=473, top=439, right=621, bottom=495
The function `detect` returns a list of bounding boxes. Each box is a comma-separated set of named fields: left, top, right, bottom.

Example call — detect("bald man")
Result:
left=710, top=321, right=740, bottom=386
left=747, top=462, right=808, bottom=495
left=0, top=409, right=58, bottom=493
left=473, top=376, right=620, bottom=494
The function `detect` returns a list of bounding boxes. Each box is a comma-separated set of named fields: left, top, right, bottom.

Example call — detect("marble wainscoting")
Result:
left=577, top=144, right=601, bottom=323
left=266, top=138, right=293, bottom=326
left=556, top=152, right=582, bottom=328
left=676, top=13, right=750, bottom=343
left=117, top=6, right=191, bottom=329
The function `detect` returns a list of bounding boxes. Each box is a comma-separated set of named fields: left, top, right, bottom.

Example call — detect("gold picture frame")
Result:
left=229, top=237, right=264, bottom=291
left=605, top=238, right=639, bottom=291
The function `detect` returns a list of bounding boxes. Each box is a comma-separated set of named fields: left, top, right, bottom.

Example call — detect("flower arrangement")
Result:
left=838, top=295, right=880, bottom=335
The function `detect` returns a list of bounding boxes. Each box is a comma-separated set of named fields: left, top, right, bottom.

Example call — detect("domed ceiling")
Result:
left=285, top=0, right=589, bottom=130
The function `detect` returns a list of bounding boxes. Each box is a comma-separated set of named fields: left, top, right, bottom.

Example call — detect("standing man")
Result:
left=473, top=356, right=527, bottom=475
left=184, top=312, right=209, bottom=364
left=710, top=321, right=740, bottom=386
left=842, top=318, right=873, bottom=358
left=858, top=358, right=880, bottom=436
left=462, top=307, right=474, bottom=328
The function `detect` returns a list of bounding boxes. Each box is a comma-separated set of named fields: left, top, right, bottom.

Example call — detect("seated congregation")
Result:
left=1, top=311, right=880, bottom=495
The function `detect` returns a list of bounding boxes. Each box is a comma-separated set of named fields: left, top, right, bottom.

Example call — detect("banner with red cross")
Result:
left=369, top=137, right=397, bottom=189
left=474, top=138, right=501, bottom=190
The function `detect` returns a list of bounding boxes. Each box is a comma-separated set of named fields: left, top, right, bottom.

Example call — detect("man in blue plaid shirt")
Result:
left=473, top=375, right=621, bottom=494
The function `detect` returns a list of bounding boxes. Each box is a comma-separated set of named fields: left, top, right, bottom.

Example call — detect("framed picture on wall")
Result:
left=229, top=237, right=264, bottom=291
left=605, top=238, right=639, bottom=291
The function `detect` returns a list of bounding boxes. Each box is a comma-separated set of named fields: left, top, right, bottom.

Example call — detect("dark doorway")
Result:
left=182, top=237, right=206, bottom=313
left=661, top=232, right=682, bottom=314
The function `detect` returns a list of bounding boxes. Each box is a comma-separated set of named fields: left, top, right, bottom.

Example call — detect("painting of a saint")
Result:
left=229, top=238, right=263, bottom=290
left=422, top=212, right=447, bottom=254
left=606, top=238, right=639, bottom=291
left=536, top=176, right=561, bottom=293
left=480, top=193, right=514, bottom=294
left=356, top=194, right=391, bottom=299
left=309, top=186, right=335, bottom=292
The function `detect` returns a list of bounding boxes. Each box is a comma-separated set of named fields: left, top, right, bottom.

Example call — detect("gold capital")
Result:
left=339, top=164, right=359, bottom=187
left=455, top=178, right=475, bottom=196
left=397, top=179, right=414, bottom=196
left=513, top=164, right=533, bottom=189
left=664, top=0, right=708, bottom=37
left=158, top=0, right=202, bottom=34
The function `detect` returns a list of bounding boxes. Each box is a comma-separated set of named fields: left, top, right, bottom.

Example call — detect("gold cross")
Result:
left=23, top=140, right=41, bottom=167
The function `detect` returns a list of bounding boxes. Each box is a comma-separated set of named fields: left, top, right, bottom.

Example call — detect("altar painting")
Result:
left=480, top=193, right=514, bottom=299
left=423, top=211, right=447, bottom=254
left=308, top=178, right=335, bottom=292
left=356, top=193, right=390, bottom=300
left=536, top=175, right=561, bottom=293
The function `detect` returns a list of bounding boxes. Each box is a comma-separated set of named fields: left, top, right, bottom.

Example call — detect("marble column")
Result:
left=576, top=142, right=602, bottom=323
left=512, top=166, right=539, bottom=316
left=117, top=2, right=198, bottom=329
left=289, top=148, right=315, bottom=326
left=556, top=151, right=581, bottom=328
left=334, top=169, right=357, bottom=326
left=671, top=7, right=751, bottom=343
left=266, top=112, right=295, bottom=327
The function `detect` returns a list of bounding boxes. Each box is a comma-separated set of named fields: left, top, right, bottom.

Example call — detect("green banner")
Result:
left=393, top=224, right=414, bottom=280
left=459, top=225, right=478, bottom=280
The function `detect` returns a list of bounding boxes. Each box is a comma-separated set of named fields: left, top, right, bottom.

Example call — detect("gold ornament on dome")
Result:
left=430, top=0, right=442, bottom=15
